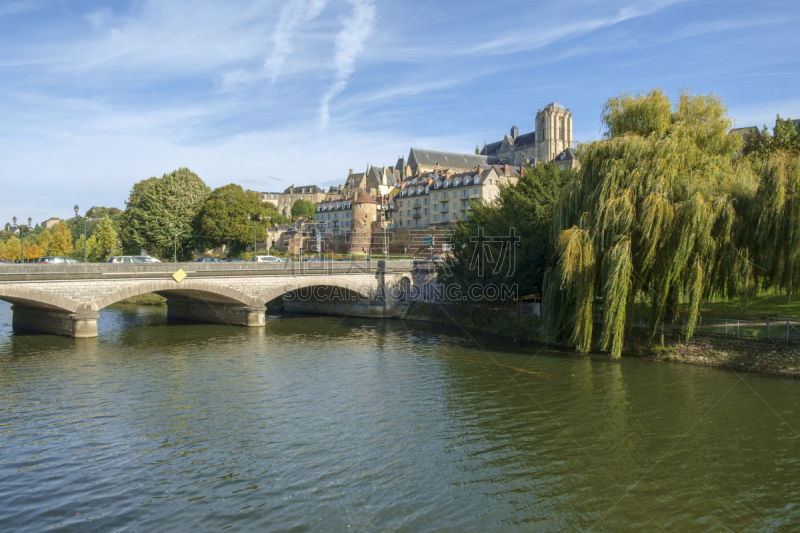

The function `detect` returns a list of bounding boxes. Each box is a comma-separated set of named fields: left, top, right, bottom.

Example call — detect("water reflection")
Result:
left=0, top=301, right=799, bottom=531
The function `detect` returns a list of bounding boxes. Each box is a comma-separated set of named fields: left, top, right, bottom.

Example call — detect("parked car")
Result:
left=192, top=257, right=225, bottom=262
left=0, top=258, right=12, bottom=264
left=107, top=256, right=161, bottom=263
left=225, top=258, right=248, bottom=262
left=254, top=255, right=286, bottom=262
left=37, top=256, right=82, bottom=264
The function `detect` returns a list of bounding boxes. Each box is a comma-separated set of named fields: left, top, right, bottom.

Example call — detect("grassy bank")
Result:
left=114, top=293, right=167, bottom=306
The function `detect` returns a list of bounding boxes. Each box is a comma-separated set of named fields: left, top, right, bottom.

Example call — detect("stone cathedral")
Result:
left=478, top=102, right=573, bottom=166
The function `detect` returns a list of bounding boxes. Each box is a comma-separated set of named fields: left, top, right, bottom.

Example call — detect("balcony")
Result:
left=412, top=213, right=422, bottom=219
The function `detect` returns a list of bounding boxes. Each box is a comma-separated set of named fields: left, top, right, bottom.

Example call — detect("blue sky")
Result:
left=0, top=0, right=798, bottom=225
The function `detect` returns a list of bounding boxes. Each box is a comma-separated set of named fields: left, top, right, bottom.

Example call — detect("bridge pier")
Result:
left=166, top=299, right=265, bottom=327
left=12, top=305, right=99, bottom=338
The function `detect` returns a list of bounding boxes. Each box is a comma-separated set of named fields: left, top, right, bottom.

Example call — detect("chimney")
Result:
left=504, top=164, right=510, bottom=175
left=445, top=170, right=451, bottom=179
left=349, top=169, right=353, bottom=175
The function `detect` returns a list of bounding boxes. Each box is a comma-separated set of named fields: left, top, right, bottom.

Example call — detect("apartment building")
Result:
left=393, top=164, right=519, bottom=228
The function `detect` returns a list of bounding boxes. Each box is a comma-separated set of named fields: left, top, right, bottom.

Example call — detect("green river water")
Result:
left=0, top=302, right=798, bottom=532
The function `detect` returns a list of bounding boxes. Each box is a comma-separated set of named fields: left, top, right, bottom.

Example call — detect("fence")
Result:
left=694, top=318, right=800, bottom=342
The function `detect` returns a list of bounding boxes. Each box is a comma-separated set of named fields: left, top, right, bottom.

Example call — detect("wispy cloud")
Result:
left=265, top=0, right=330, bottom=83
left=319, top=0, right=376, bottom=129
left=670, top=17, right=786, bottom=41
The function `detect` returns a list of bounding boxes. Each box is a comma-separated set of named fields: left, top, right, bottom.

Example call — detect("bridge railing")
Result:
left=0, top=260, right=415, bottom=282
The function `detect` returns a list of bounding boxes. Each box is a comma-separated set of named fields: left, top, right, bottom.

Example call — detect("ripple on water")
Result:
left=0, top=302, right=799, bottom=531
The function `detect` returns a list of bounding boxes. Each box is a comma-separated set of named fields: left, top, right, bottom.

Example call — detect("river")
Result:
left=0, top=302, right=798, bottom=531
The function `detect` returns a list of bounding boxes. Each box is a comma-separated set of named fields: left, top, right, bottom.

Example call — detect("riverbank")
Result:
left=623, top=329, right=800, bottom=378
left=401, top=301, right=800, bottom=378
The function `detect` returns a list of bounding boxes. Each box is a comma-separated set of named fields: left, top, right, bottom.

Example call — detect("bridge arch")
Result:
left=257, top=277, right=373, bottom=306
left=0, top=285, right=78, bottom=313
left=92, top=279, right=261, bottom=310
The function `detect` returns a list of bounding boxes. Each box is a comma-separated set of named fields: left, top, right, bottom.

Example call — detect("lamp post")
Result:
left=264, top=216, right=271, bottom=254
left=247, top=213, right=262, bottom=260
left=74, top=205, right=87, bottom=263
left=168, top=222, right=183, bottom=262
left=13, top=216, right=21, bottom=262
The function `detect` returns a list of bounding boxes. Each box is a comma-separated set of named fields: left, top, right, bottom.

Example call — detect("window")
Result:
left=473, top=188, right=478, bottom=195
left=424, top=208, right=429, bottom=215
left=433, top=214, right=438, bottom=221
left=407, top=210, right=411, bottom=216
left=424, top=198, right=428, bottom=205
left=358, top=203, right=362, bottom=208
left=433, top=193, right=438, bottom=200
left=462, top=190, right=468, bottom=198
left=434, top=204, right=438, bottom=211
left=424, top=217, right=429, bottom=225
left=399, top=200, right=403, bottom=207
left=443, top=191, right=449, bottom=198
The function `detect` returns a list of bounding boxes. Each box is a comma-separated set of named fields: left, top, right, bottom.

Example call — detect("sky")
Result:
left=0, top=0, right=798, bottom=225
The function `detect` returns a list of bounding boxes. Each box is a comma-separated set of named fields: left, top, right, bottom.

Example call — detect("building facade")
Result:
left=393, top=164, right=519, bottom=228
left=260, top=192, right=281, bottom=208
left=276, top=185, right=326, bottom=216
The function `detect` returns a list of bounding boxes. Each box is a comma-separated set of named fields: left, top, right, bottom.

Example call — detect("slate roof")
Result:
left=408, top=147, right=498, bottom=170
left=481, top=130, right=537, bottom=155
left=793, top=119, right=800, bottom=128
left=555, top=148, right=577, bottom=161
left=283, top=185, right=324, bottom=194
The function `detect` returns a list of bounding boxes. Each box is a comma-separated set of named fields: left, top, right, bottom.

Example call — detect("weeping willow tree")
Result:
left=752, top=153, right=800, bottom=296
left=544, top=89, right=759, bottom=358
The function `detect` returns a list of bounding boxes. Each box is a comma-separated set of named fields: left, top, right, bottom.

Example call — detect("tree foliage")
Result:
left=91, top=216, right=119, bottom=261
left=545, top=89, right=758, bottom=358
left=291, top=199, right=316, bottom=220
left=442, top=163, right=574, bottom=298
left=743, top=115, right=800, bottom=156
left=196, top=184, right=289, bottom=257
left=3, top=236, right=21, bottom=261
left=123, top=168, right=210, bottom=260
left=49, top=221, right=74, bottom=257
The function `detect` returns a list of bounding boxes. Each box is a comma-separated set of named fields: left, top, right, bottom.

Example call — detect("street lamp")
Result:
left=13, top=216, right=22, bottom=262
left=247, top=213, right=263, bottom=260
left=168, top=222, right=183, bottom=262
left=74, top=205, right=87, bottom=263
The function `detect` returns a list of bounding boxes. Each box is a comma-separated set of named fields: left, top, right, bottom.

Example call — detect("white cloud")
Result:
left=265, top=0, right=330, bottom=83
left=319, top=0, right=376, bottom=129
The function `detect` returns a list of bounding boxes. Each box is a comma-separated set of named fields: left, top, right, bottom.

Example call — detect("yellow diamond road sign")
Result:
left=172, top=269, right=187, bottom=283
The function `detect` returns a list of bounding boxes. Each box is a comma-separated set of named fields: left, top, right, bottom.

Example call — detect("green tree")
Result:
left=544, top=89, right=755, bottom=358
left=197, top=184, right=289, bottom=257
left=291, top=199, right=316, bottom=220
left=124, top=168, right=210, bottom=260
left=120, top=177, right=159, bottom=254
left=442, top=163, right=573, bottom=298
left=35, top=228, right=52, bottom=256
left=90, top=216, right=119, bottom=261
left=4, top=235, right=21, bottom=261
left=49, top=221, right=74, bottom=257
left=743, top=115, right=800, bottom=156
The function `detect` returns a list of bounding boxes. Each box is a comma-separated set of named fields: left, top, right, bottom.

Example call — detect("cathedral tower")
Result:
left=535, top=103, right=572, bottom=162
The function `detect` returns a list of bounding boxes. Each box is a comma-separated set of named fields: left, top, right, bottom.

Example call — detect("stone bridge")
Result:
left=0, top=261, right=418, bottom=337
